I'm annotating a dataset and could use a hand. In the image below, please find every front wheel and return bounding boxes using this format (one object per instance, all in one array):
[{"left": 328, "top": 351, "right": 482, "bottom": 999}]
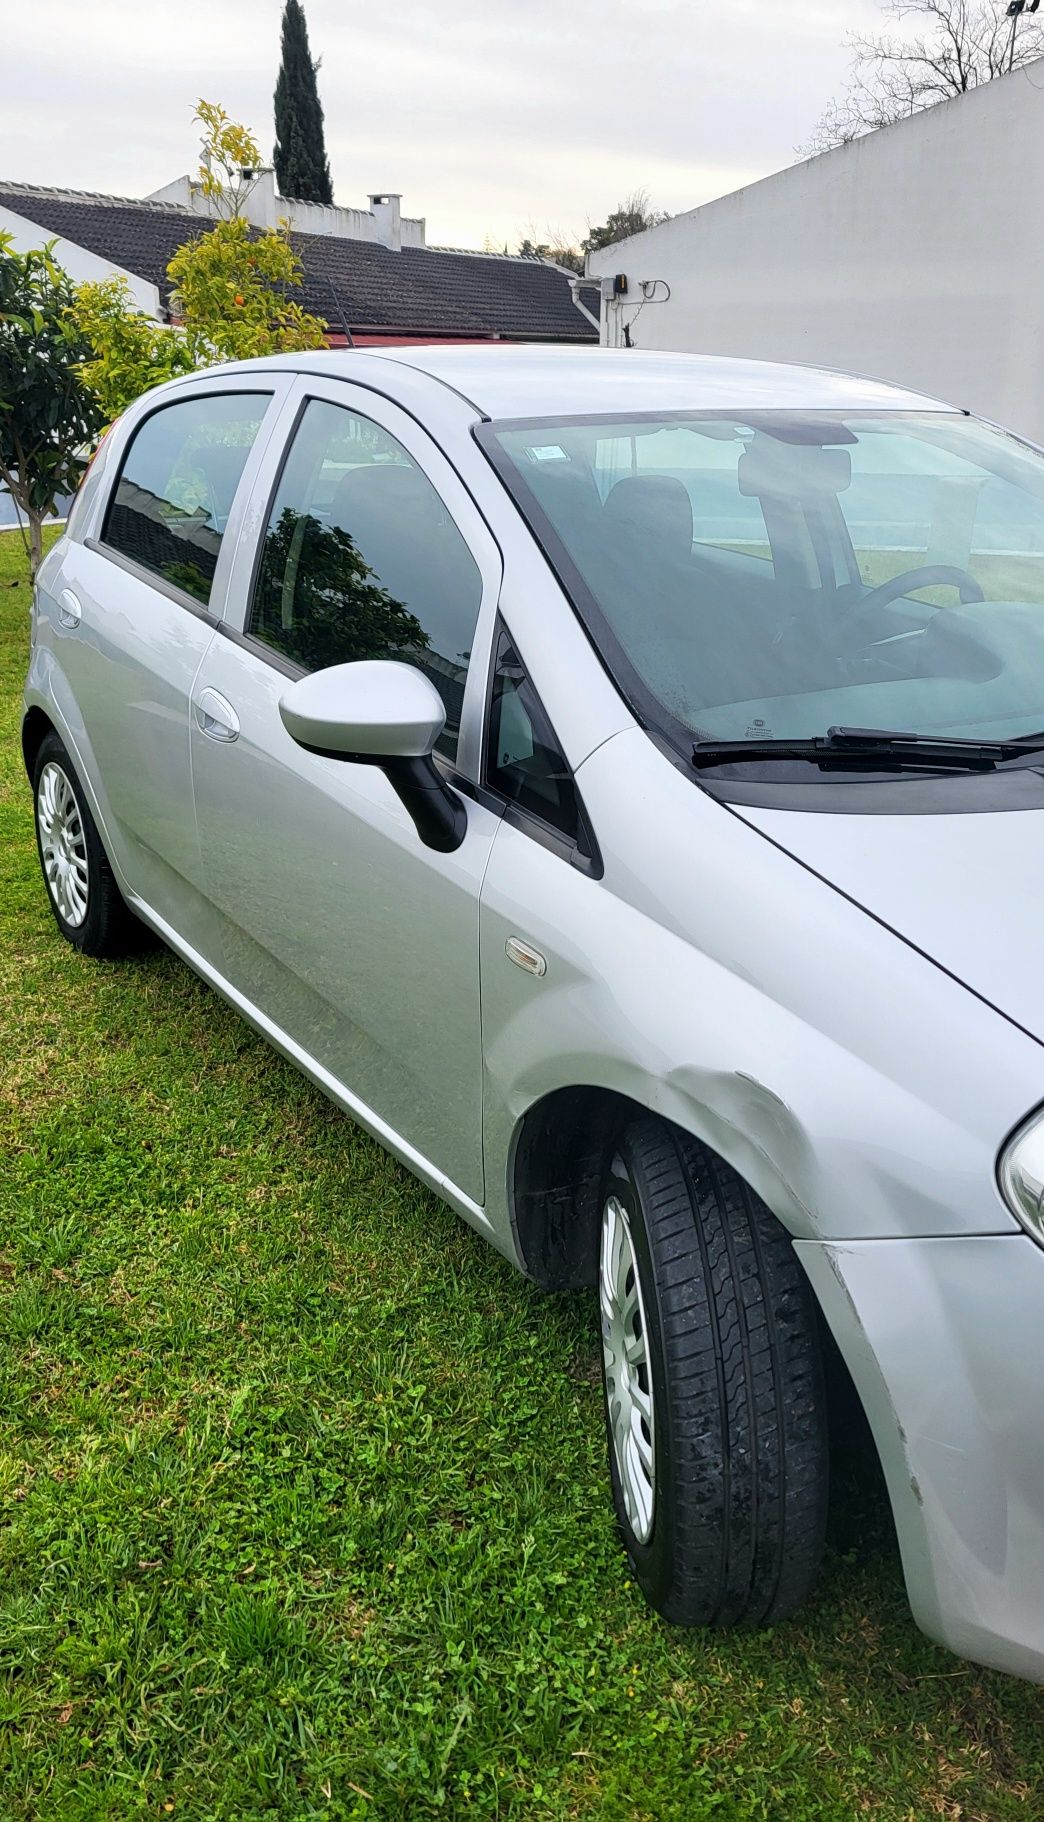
[{"left": 599, "top": 1117, "right": 828, "bottom": 1627}]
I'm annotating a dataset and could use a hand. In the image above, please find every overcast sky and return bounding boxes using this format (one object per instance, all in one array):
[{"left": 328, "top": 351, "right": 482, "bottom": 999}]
[{"left": 2, "top": 0, "right": 882, "bottom": 250}]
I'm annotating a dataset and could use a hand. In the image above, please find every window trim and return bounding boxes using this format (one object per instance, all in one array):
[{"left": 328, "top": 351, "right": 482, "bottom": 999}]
[
  {"left": 97, "top": 387, "right": 274, "bottom": 616},
  {"left": 482, "top": 616, "right": 602, "bottom": 877},
  {"left": 214, "top": 618, "right": 307, "bottom": 680},
  {"left": 243, "top": 392, "right": 309, "bottom": 647}
]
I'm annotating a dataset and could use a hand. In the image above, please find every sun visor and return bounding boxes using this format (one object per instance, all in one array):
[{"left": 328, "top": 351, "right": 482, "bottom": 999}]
[{"left": 738, "top": 438, "right": 852, "bottom": 497}]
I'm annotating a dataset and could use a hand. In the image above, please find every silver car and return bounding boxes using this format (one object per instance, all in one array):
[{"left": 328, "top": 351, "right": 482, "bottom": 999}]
[{"left": 23, "top": 347, "right": 1044, "bottom": 1681}]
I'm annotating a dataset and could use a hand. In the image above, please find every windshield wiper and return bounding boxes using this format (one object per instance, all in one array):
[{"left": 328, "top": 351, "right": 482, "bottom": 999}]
[{"left": 692, "top": 725, "right": 1044, "bottom": 772}]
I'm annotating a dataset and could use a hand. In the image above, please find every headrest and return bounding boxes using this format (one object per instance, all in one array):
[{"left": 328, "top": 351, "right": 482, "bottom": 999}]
[
  {"left": 191, "top": 444, "right": 249, "bottom": 520},
  {"left": 331, "top": 461, "right": 440, "bottom": 539},
  {"left": 738, "top": 437, "right": 851, "bottom": 498},
  {"left": 524, "top": 459, "right": 603, "bottom": 524},
  {"left": 603, "top": 474, "right": 694, "bottom": 562}
]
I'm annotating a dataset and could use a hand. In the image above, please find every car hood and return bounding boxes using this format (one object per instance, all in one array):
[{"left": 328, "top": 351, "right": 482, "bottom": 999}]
[{"left": 734, "top": 800, "right": 1044, "bottom": 1046}]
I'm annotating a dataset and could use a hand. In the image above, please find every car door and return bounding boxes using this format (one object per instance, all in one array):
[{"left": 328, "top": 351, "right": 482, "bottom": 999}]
[
  {"left": 189, "top": 377, "right": 504, "bottom": 1202},
  {"left": 50, "top": 381, "right": 282, "bottom": 954}
]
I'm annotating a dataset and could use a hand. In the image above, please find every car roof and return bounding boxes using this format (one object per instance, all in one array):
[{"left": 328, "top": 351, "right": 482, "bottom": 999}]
[
  {"left": 362, "top": 345, "right": 957, "bottom": 418},
  {"left": 216, "top": 343, "right": 957, "bottom": 421}
]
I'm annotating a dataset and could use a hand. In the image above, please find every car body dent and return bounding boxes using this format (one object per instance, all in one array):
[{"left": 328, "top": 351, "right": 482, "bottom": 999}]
[{"left": 480, "top": 728, "right": 1037, "bottom": 1254}]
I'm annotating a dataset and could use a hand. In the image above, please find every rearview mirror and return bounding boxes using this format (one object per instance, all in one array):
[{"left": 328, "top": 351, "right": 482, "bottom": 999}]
[{"left": 279, "top": 660, "right": 466, "bottom": 853}]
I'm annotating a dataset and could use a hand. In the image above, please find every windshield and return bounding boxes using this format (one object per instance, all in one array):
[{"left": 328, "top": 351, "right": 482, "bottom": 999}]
[{"left": 483, "top": 411, "right": 1044, "bottom": 754}]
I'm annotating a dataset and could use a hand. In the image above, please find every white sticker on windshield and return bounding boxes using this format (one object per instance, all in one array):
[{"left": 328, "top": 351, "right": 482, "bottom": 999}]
[{"left": 527, "top": 445, "right": 568, "bottom": 462}]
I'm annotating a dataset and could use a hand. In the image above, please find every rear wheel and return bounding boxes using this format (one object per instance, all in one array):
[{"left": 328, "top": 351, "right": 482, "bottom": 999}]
[
  {"left": 33, "top": 731, "right": 138, "bottom": 958},
  {"left": 599, "top": 1116, "right": 828, "bottom": 1626}
]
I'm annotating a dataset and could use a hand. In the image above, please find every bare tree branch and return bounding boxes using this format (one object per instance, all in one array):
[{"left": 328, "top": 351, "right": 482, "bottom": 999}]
[{"left": 800, "top": 0, "right": 1044, "bottom": 155}]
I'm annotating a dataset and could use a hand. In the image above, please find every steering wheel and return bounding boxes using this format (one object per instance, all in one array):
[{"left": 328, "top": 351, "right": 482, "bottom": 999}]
[
  {"left": 855, "top": 564, "right": 984, "bottom": 616},
  {"left": 832, "top": 564, "right": 986, "bottom": 682}
]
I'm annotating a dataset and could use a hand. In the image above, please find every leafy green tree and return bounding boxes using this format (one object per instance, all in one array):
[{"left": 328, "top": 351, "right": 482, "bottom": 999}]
[
  {"left": 583, "top": 192, "right": 670, "bottom": 255},
  {"left": 71, "top": 277, "right": 196, "bottom": 420},
  {"left": 170, "top": 101, "right": 327, "bottom": 360},
  {"left": 68, "top": 103, "right": 327, "bottom": 420},
  {"left": 192, "top": 100, "right": 272, "bottom": 223},
  {"left": 273, "top": 0, "right": 334, "bottom": 205},
  {"left": 254, "top": 508, "right": 431, "bottom": 671},
  {"left": 166, "top": 217, "right": 327, "bottom": 364},
  {"left": 0, "top": 235, "right": 107, "bottom": 577}
]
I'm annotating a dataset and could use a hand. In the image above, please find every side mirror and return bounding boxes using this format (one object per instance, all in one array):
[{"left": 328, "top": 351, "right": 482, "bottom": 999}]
[{"left": 279, "top": 659, "right": 467, "bottom": 853}]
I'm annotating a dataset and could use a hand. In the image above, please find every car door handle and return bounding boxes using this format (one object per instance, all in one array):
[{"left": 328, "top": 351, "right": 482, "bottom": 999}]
[
  {"left": 57, "top": 589, "right": 82, "bottom": 629},
  {"left": 193, "top": 687, "right": 240, "bottom": 743}
]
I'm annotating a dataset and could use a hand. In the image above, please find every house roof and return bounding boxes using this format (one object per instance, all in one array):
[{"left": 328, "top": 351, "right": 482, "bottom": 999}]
[{"left": 0, "top": 183, "right": 598, "bottom": 343}]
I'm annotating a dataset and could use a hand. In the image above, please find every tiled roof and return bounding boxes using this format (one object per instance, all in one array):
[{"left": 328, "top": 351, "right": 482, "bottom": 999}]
[{"left": 0, "top": 184, "right": 598, "bottom": 342}]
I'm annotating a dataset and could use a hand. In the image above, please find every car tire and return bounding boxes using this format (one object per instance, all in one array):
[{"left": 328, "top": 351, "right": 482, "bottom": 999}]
[
  {"left": 33, "top": 731, "right": 139, "bottom": 959},
  {"left": 598, "top": 1115, "right": 828, "bottom": 1627}
]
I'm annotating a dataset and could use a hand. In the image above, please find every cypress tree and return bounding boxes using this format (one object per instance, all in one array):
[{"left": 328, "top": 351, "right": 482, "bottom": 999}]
[{"left": 273, "top": 0, "right": 334, "bottom": 205}]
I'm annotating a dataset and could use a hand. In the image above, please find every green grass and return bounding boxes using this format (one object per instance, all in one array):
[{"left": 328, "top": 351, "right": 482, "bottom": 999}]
[
  {"left": 1, "top": 528, "right": 1042, "bottom": 1820},
  {"left": 705, "top": 542, "right": 1044, "bottom": 608}
]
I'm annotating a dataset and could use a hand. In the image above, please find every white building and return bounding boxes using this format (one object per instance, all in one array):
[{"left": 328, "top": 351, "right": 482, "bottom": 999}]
[
  {"left": 587, "top": 63, "right": 1044, "bottom": 445},
  {"left": 146, "top": 169, "right": 426, "bottom": 253},
  {"left": 0, "top": 198, "right": 161, "bottom": 315}
]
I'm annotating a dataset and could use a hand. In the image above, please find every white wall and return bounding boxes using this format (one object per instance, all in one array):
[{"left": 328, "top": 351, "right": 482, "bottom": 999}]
[
  {"left": 145, "top": 173, "right": 426, "bottom": 249},
  {"left": 0, "top": 203, "right": 162, "bottom": 316},
  {"left": 588, "top": 64, "right": 1044, "bottom": 444}
]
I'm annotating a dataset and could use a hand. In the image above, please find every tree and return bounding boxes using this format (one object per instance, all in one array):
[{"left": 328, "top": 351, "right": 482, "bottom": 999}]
[
  {"left": 255, "top": 508, "right": 431, "bottom": 671},
  {"left": 517, "top": 236, "right": 585, "bottom": 274},
  {"left": 68, "top": 102, "right": 327, "bottom": 420},
  {"left": 273, "top": 0, "right": 334, "bottom": 205},
  {"left": 166, "top": 216, "right": 327, "bottom": 364},
  {"left": 583, "top": 191, "right": 670, "bottom": 255},
  {"left": 515, "top": 196, "right": 669, "bottom": 269},
  {"left": 71, "top": 277, "right": 196, "bottom": 420},
  {"left": 802, "top": 0, "right": 1044, "bottom": 154},
  {"left": 0, "top": 236, "right": 107, "bottom": 577},
  {"left": 193, "top": 99, "right": 270, "bottom": 223},
  {"left": 175, "top": 102, "right": 327, "bottom": 360}
]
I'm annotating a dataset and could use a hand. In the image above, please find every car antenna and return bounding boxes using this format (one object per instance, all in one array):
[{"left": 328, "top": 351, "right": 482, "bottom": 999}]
[{"left": 326, "top": 281, "right": 355, "bottom": 349}]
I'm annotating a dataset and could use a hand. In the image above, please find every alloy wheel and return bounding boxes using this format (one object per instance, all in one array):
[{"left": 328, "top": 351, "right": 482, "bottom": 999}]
[
  {"left": 37, "top": 761, "right": 89, "bottom": 928},
  {"left": 600, "top": 1176, "right": 656, "bottom": 1543}
]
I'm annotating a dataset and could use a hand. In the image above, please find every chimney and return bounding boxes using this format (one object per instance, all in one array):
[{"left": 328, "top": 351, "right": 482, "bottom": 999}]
[
  {"left": 244, "top": 168, "right": 277, "bottom": 229},
  {"left": 369, "top": 193, "right": 402, "bottom": 251}
]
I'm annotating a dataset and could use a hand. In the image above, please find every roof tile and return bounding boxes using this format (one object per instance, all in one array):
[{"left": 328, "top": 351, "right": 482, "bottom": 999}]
[{"left": 0, "top": 187, "right": 597, "bottom": 342}]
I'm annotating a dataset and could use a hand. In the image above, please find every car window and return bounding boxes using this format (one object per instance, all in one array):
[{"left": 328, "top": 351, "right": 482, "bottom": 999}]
[
  {"left": 486, "top": 628, "right": 584, "bottom": 847},
  {"left": 248, "top": 398, "right": 483, "bottom": 761},
  {"left": 487, "top": 410, "right": 1044, "bottom": 751},
  {"left": 102, "top": 393, "right": 270, "bottom": 607}
]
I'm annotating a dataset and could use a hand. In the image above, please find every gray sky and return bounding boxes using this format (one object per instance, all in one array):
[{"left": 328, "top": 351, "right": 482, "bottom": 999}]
[{"left": 1, "top": 0, "right": 881, "bottom": 249}]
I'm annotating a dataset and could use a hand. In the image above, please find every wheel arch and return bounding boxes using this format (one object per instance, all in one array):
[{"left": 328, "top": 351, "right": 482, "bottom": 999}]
[
  {"left": 509, "top": 1084, "right": 628, "bottom": 1290},
  {"left": 506, "top": 1058, "right": 820, "bottom": 1291},
  {"left": 508, "top": 1081, "right": 807, "bottom": 1293},
  {"left": 21, "top": 705, "right": 55, "bottom": 782}
]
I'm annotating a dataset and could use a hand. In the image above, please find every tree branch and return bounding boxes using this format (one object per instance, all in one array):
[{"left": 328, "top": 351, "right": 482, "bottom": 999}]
[{"left": 800, "top": 0, "right": 1044, "bottom": 153}]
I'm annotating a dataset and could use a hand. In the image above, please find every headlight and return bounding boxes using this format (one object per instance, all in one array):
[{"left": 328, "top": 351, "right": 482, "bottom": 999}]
[{"left": 998, "top": 1108, "right": 1044, "bottom": 1245}]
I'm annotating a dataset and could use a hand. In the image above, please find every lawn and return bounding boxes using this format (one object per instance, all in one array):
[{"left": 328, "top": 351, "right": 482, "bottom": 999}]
[{"left": 1, "top": 527, "right": 1042, "bottom": 1821}]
